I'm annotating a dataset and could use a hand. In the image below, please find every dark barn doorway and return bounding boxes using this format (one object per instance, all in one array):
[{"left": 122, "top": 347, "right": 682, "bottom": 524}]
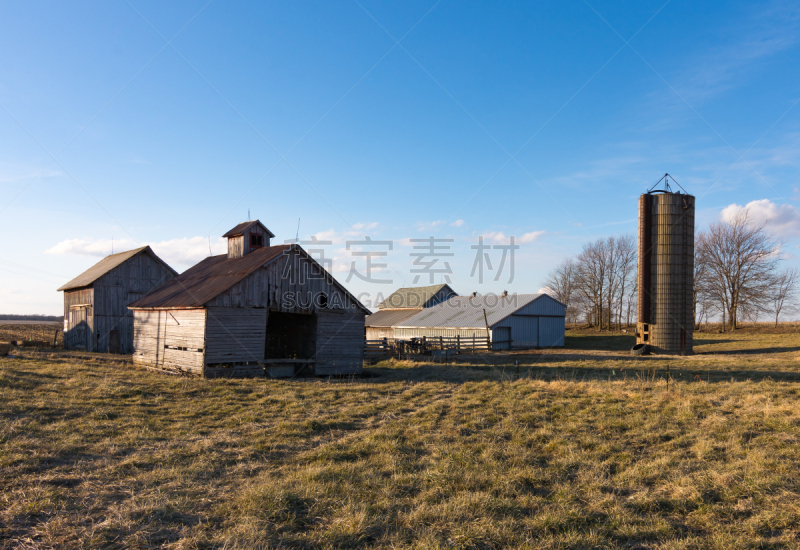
[{"left": 265, "top": 312, "right": 317, "bottom": 359}]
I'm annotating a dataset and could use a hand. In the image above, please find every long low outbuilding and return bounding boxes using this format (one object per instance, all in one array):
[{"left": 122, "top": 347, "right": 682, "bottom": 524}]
[{"left": 392, "top": 293, "right": 566, "bottom": 349}]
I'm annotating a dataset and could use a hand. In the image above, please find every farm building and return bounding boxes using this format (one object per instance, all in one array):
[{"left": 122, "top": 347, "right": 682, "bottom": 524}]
[
  {"left": 58, "top": 246, "right": 178, "bottom": 353},
  {"left": 128, "top": 220, "right": 370, "bottom": 378},
  {"left": 366, "top": 284, "right": 456, "bottom": 340},
  {"left": 394, "top": 293, "right": 566, "bottom": 349}
]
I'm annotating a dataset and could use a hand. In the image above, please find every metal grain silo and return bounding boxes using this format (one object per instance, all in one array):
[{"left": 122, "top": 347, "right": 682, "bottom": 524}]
[{"left": 636, "top": 175, "right": 695, "bottom": 354}]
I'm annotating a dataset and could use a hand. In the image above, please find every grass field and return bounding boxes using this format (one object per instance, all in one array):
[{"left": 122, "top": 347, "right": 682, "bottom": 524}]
[{"left": 2, "top": 328, "right": 800, "bottom": 548}]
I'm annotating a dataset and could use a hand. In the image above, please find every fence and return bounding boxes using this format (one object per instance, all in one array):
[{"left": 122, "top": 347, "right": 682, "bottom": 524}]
[{"left": 365, "top": 335, "right": 510, "bottom": 360}]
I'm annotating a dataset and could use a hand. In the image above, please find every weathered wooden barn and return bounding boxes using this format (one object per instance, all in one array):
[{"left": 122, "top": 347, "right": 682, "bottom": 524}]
[
  {"left": 128, "top": 220, "right": 370, "bottom": 377},
  {"left": 394, "top": 293, "right": 566, "bottom": 349},
  {"left": 365, "top": 284, "right": 456, "bottom": 340},
  {"left": 58, "top": 246, "right": 178, "bottom": 353}
]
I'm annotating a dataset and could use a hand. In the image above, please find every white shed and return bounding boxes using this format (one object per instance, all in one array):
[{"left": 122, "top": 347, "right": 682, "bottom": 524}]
[{"left": 393, "top": 293, "right": 566, "bottom": 349}]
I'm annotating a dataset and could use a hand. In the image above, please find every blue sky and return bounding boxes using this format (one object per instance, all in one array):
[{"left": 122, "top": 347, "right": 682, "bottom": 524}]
[{"left": 1, "top": 0, "right": 799, "bottom": 314}]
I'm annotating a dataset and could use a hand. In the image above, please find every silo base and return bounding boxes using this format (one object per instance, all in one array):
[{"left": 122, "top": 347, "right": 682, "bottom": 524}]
[{"left": 635, "top": 322, "right": 693, "bottom": 355}]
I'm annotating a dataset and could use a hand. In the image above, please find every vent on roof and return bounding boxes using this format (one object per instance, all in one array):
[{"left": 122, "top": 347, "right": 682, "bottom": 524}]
[{"left": 225, "top": 220, "right": 274, "bottom": 259}]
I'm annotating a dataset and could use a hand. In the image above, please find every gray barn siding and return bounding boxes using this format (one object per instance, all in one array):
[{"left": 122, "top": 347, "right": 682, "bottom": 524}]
[
  {"left": 315, "top": 311, "right": 365, "bottom": 375},
  {"left": 228, "top": 225, "right": 272, "bottom": 259},
  {"left": 131, "top": 246, "right": 367, "bottom": 377},
  {"left": 204, "top": 307, "right": 267, "bottom": 365},
  {"left": 64, "top": 252, "right": 175, "bottom": 353},
  {"left": 207, "top": 251, "right": 363, "bottom": 314},
  {"left": 133, "top": 309, "right": 206, "bottom": 375},
  {"left": 63, "top": 288, "right": 94, "bottom": 350}
]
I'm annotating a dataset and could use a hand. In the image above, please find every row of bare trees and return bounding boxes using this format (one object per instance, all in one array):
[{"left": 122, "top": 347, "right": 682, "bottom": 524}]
[
  {"left": 543, "top": 235, "right": 637, "bottom": 329},
  {"left": 545, "top": 210, "right": 799, "bottom": 330},
  {"left": 695, "top": 210, "right": 798, "bottom": 329}
]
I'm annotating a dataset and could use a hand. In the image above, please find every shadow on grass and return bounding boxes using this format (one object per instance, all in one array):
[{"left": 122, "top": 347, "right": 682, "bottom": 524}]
[
  {"left": 365, "top": 364, "right": 800, "bottom": 384},
  {"left": 692, "top": 338, "right": 743, "bottom": 346},
  {"left": 564, "top": 334, "right": 636, "bottom": 351},
  {"left": 695, "top": 347, "right": 800, "bottom": 355}
]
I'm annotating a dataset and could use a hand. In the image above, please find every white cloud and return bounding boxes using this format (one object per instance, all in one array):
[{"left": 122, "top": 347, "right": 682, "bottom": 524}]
[
  {"left": 307, "top": 223, "right": 380, "bottom": 245},
  {"left": 518, "top": 231, "right": 545, "bottom": 244},
  {"left": 451, "top": 219, "right": 465, "bottom": 227},
  {"left": 478, "top": 230, "right": 544, "bottom": 244},
  {"left": 45, "top": 236, "right": 228, "bottom": 266},
  {"left": 352, "top": 221, "right": 379, "bottom": 231},
  {"left": 482, "top": 231, "right": 507, "bottom": 244},
  {"left": 415, "top": 220, "right": 445, "bottom": 232},
  {"left": 396, "top": 238, "right": 415, "bottom": 247},
  {"left": 720, "top": 199, "right": 800, "bottom": 236}
]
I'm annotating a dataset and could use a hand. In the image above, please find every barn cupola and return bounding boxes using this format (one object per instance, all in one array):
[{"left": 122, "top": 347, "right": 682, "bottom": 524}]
[{"left": 222, "top": 220, "right": 275, "bottom": 259}]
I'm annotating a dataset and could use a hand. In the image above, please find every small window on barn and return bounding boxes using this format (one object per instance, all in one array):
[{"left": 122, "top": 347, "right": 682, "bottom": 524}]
[
  {"left": 319, "top": 292, "right": 328, "bottom": 308},
  {"left": 251, "top": 233, "right": 264, "bottom": 248}
]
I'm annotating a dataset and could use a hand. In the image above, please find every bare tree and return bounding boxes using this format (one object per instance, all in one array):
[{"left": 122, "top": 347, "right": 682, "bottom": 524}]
[
  {"left": 771, "top": 268, "right": 799, "bottom": 327},
  {"left": 543, "top": 258, "right": 580, "bottom": 323},
  {"left": 614, "top": 235, "right": 637, "bottom": 330},
  {"left": 575, "top": 239, "right": 608, "bottom": 329},
  {"left": 696, "top": 210, "right": 783, "bottom": 330}
]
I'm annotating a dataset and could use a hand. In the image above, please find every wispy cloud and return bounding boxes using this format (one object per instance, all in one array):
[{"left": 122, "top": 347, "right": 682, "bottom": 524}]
[
  {"left": 518, "top": 230, "right": 546, "bottom": 244},
  {"left": 674, "top": 2, "right": 800, "bottom": 103},
  {"left": 451, "top": 219, "right": 465, "bottom": 227},
  {"left": 415, "top": 220, "right": 445, "bottom": 232},
  {"left": 45, "top": 236, "right": 228, "bottom": 266},
  {"left": 479, "top": 230, "right": 545, "bottom": 245},
  {"left": 0, "top": 162, "right": 62, "bottom": 184}
]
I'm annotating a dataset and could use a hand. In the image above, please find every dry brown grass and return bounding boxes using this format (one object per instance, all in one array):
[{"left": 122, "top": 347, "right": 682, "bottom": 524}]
[
  {"left": 2, "top": 328, "right": 800, "bottom": 548},
  {"left": 0, "top": 323, "right": 63, "bottom": 348}
]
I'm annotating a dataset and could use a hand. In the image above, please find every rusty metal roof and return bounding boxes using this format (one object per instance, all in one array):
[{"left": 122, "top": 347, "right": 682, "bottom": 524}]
[
  {"left": 57, "top": 246, "right": 177, "bottom": 292},
  {"left": 222, "top": 220, "right": 275, "bottom": 238},
  {"left": 128, "top": 245, "right": 371, "bottom": 314},
  {"left": 365, "top": 308, "right": 422, "bottom": 327},
  {"left": 128, "top": 245, "right": 290, "bottom": 309}
]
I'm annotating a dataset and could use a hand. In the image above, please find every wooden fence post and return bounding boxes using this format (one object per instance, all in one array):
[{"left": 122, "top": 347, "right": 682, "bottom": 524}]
[{"left": 456, "top": 335, "right": 460, "bottom": 353}]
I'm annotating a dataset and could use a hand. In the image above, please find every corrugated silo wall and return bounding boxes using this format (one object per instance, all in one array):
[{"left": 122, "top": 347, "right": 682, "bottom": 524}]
[
  {"left": 638, "top": 193, "right": 695, "bottom": 354},
  {"left": 637, "top": 194, "right": 652, "bottom": 324}
]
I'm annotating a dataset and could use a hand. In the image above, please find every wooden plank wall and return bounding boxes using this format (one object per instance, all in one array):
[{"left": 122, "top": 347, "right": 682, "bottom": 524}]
[
  {"left": 204, "top": 307, "right": 267, "bottom": 365},
  {"left": 207, "top": 250, "right": 363, "bottom": 313},
  {"left": 63, "top": 288, "right": 93, "bottom": 350},
  {"left": 132, "top": 309, "right": 206, "bottom": 375},
  {"left": 93, "top": 252, "right": 176, "bottom": 353},
  {"left": 315, "top": 310, "right": 365, "bottom": 375},
  {"left": 228, "top": 236, "right": 244, "bottom": 259}
]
